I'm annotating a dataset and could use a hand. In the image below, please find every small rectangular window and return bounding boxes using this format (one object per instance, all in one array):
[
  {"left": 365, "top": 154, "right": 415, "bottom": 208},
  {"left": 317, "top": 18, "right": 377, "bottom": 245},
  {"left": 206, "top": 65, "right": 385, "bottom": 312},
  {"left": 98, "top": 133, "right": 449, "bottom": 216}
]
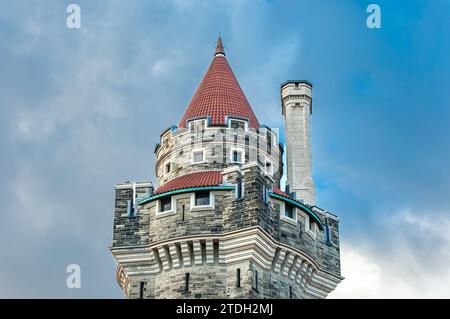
[
  {"left": 230, "top": 120, "right": 245, "bottom": 130},
  {"left": 289, "top": 286, "right": 293, "bottom": 299},
  {"left": 236, "top": 268, "right": 241, "bottom": 288},
  {"left": 193, "top": 150, "right": 204, "bottom": 163},
  {"left": 184, "top": 273, "right": 190, "bottom": 292},
  {"left": 195, "top": 191, "right": 210, "bottom": 206},
  {"left": 139, "top": 281, "right": 145, "bottom": 299},
  {"left": 285, "top": 204, "right": 295, "bottom": 220},
  {"left": 160, "top": 197, "right": 172, "bottom": 212},
  {"left": 232, "top": 150, "right": 242, "bottom": 163},
  {"left": 164, "top": 162, "right": 171, "bottom": 174},
  {"left": 233, "top": 151, "right": 240, "bottom": 162}
]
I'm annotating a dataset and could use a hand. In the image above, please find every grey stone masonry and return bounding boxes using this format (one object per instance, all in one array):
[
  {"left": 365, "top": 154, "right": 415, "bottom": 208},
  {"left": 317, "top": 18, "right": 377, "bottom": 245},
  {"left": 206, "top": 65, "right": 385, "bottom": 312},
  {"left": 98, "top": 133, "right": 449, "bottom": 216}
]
[
  {"left": 154, "top": 119, "right": 282, "bottom": 189},
  {"left": 281, "top": 81, "right": 316, "bottom": 205},
  {"left": 112, "top": 182, "right": 153, "bottom": 247},
  {"left": 111, "top": 164, "right": 342, "bottom": 299}
]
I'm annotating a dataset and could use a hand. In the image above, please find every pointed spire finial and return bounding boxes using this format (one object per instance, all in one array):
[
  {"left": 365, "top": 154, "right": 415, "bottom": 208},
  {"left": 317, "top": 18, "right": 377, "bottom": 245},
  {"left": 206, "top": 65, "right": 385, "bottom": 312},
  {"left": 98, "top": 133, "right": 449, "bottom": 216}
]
[{"left": 214, "top": 34, "right": 226, "bottom": 57}]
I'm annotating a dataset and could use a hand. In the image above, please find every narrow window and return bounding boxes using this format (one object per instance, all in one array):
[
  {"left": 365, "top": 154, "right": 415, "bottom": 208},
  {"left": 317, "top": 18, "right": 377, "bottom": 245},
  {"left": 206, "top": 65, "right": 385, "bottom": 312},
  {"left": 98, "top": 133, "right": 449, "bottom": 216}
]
[
  {"left": 263, "top": 187, "right": 270, "bottom": 204},
  {"left": 126, "top": 199, "right": 134, "bottom": 218},
  {"left": 309, "top": 219, "right": 315, "bottom": 231},
  {"left": 325, "top": 220, "right": 331, "bottom": 243},
  {"left": 285, "top": 204, "right": 295, "bottom": 219},
  {"left": 164, "top": 162, "right": 171, "bottom": 174},
  {"left": 195, "top": 191, "right": 210, "bottom": 206},
  {"left": 182, "top": 204, "right": 185, "bottom": 221},
  {"left": 160, "top": 197, "right": 172, "bottom": 212},
  {"left": 236, "top": 177, "right": 243, "bottom": 199},
  {"left": 230, "top": 120, "right": 245, "bottom": 130},
  {"left": 266, "top": 131, "right": 272, "bottom": 155},
  {"left": 236, "top": 268, "right": 241, "bottom": 288},
  {"left": 139, "top": 281, "right": 145, "bottom": 299},
  {"left": 184, "top": 273, "right": 190, "bottom": 292},
  {"left": 265, "top": 161, "right": 272, "bottom": 174},
  {"left": 253, "top": 270, "right": 259, "bottom": 291},
  {"left": 289, "top": 286, "right": 293, "bottom": 299},
  {"left": 192, "top": 150, "right": 204, "bottom": 163}
]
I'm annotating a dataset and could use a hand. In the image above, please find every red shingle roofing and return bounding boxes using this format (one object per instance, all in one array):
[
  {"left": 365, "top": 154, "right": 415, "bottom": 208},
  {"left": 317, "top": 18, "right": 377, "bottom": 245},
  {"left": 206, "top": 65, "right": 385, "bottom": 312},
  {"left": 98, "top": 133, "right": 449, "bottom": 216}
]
[
  {"left": 153, "top": 171, "right": 223, "bottom": 195},
  {"left": 178, "top": 38, "right": 260, "bottom": 129},
  {"left": 272, "top": 186, "right": 291, "bottom": 199}
]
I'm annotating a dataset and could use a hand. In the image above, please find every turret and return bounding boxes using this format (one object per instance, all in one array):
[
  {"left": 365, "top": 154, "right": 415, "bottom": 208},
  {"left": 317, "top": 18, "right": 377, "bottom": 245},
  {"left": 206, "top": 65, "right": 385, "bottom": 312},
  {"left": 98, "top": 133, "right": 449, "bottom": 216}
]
[{"left": 281, "top": 80, "right": 316, "bottom": 205}]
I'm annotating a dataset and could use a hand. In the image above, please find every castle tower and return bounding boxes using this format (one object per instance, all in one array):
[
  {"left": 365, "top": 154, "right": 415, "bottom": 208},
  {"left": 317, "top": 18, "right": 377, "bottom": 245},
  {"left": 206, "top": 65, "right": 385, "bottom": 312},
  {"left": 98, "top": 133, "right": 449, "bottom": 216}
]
[
  {"left": 281, "top": 81, "right": 316, "bottom": 205},
  {"left": 110, "top": 37, "right": 342, "bottom": 299}
]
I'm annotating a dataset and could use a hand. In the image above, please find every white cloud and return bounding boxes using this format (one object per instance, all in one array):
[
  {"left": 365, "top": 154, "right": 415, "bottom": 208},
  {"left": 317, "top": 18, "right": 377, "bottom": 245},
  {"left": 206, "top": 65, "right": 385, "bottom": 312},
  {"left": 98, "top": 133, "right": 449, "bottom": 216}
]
[{"left": 329, "top": 209, "right": 450, "bottom": 298}]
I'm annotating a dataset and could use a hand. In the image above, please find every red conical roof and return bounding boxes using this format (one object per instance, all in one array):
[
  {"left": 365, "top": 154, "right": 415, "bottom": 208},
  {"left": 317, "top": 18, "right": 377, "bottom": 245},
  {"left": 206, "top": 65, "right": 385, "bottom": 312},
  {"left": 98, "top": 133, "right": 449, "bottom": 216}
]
[{"left": 179, "top": 37, "right": 260, "bottom": 128}]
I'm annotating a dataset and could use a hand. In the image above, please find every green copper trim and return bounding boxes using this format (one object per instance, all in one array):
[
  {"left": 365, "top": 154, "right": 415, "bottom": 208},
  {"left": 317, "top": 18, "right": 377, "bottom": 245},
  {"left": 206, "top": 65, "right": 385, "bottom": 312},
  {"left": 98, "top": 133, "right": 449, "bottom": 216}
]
[
  {"left": 269, "top": 193, "right": 323, "bottom": 229},
  {"left": 138, "top": 185, "right": 235, "bottom": 205}
]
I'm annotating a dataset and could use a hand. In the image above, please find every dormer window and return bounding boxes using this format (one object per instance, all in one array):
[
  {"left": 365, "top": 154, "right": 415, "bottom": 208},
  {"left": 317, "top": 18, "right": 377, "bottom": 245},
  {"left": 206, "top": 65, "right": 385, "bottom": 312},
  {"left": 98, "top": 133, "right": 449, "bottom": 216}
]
[{"left": 230, "top": 119, "right": 246, "bottom": 130}]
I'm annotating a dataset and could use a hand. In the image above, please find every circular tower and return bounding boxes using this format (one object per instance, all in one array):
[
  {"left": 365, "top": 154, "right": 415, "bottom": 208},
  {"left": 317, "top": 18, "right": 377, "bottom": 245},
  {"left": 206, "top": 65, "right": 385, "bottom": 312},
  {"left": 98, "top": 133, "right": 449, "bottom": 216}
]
[{"left": 111, "top": 37, "right": 343, "bottom": 299}]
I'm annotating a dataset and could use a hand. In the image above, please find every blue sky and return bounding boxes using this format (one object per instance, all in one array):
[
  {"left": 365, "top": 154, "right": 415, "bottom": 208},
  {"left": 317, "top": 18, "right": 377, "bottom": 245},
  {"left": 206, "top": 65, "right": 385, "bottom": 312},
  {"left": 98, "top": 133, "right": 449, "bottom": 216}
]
[{"left": 0, "top": 0, "right": 449, "bottom": 298}]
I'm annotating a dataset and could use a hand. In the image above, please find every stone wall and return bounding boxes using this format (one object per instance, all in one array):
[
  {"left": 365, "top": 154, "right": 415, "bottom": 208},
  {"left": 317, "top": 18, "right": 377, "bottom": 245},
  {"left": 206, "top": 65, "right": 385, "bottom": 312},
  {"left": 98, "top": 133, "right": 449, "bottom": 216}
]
[
  {"left": 112, "top": 165, "right": 341, "bottom": 299},
  {"left": 112, "top": 182, "right": 153, "bottom": 247},
  {"left": 154, "top": 119, "right": 282, "bottom": 188}
]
